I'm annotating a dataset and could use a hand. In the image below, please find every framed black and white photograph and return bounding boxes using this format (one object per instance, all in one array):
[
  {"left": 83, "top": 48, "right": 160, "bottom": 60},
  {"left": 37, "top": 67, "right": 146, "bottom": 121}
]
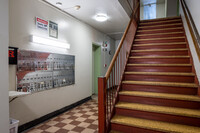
[{"left": 49, "top": 21, "right": 58, "bottom": 38}]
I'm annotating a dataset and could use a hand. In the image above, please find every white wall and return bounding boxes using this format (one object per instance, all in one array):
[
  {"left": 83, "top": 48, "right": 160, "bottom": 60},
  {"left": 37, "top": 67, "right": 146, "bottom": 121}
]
[
  {"left": 165, "top": 0, "right": 168, "bottom": 17},
  {"left": 101, "top": 37, "right": 115, "bottom": 75},
  {"left": 9, "top": 0, "right": 115, "bottom": 125},
  {"left": 184, "top": 0, "right": 200, "bottom": 34},
  {"left": 0, "top": 0, "right": 9, "bottom": 132},
  {"left": 166, "top": 0, "right": 178, "bottom": 17},
  {"left": 156, "top": 3, "right": 166, "bottom": 18},
  {"left": 115, "top": 40, "right": 121, "bottom": 51},
  {"left": 179, "top": 0, "right": 200, "bottom": 83}
]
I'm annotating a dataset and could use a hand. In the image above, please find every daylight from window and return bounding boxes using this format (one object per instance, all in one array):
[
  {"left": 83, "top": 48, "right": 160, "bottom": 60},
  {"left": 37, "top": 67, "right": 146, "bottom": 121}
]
[{"left": 143, "top": 0, "right": 157, "bottom": 20}]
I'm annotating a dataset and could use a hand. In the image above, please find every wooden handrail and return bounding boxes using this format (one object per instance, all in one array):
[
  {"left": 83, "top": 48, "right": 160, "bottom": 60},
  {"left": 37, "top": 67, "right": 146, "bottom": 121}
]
[
  {"left": 98, "top": 1, "right": 140, "bottom": 132},
  {"left": 180, "top": 0, "right": 200, "bottom": 61},
  {"left": 105, "top": 2, "right": 140, "bottom": 80},
  {"left": 131, "top": 2, "right": 140, "bottom": 19},
  {"left": 105, "top": 19, "right": 131, "bottom": 80}
]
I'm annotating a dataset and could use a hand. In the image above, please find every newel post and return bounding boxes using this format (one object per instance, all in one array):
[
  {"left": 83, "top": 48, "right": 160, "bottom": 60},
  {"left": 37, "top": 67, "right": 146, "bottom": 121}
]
[{"left": 98, "top": 77, "right": 107, "bottom": 133}]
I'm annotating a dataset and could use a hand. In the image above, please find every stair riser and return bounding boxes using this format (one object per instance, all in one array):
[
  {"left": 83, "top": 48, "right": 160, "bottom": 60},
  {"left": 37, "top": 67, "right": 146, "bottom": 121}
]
[
  {"left": 135, "top": 33, "right": 184, "bottom": 39},
  {"left": 119, "top": 95, "right": 200, "bottom": 109},
  {"left": 130, "top": 51, "right": 188, "bottom": 56},
  {"left": 134, "top": 38, "right": 185, "bottom": 44},
  {"left": 128, "top": 58, "right": 190, "bottom": 64},
  {"left": 115, "top": 108, "right": 200, "bottom": 127},
  {"left": 139, "top": 25, "right": 182, "bottom": 30},
  {"left": 124, "top": 74, "right": 194, "bottom": 83},
  {"left": 111, "top": 123, "right": 164, "bottom": 133},
  {"left": 137, "top": 29, "right": 183, "bottom": 34},
  {"left": 132, "top": 44, "right": 187, "bottom": 50},
  {"left": 139, "top": 20, "right": 182, "bottom": 26},
  {"left": 126, "top": 66, "right": 192, "bottom": 73},
  {"left": 122, "top": 84, "right": 197, "bottom": 95}
]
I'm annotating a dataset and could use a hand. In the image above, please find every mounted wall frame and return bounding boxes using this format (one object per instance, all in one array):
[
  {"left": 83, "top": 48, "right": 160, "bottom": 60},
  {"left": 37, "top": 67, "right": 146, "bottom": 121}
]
[
  {"left": 49, "top": 21, "right": 58, "bottom": 38},
  {"left": 17, "top": 50, "right": 75, "bottom": 93}
]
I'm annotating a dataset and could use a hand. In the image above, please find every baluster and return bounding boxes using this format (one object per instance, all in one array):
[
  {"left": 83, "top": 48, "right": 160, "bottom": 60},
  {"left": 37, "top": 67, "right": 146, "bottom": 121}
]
[
  {"left": 122, "top": 45, "right": 124, "bottom": 70},
  {"left": 116, "top": 61, "right": 118, "bottom": 92},
  {"left": 114, "top": 64, "right": 115, "bottom": 102},
  {"left": 109, "top": 71, "right": 111, "bottom": 116},
  {"left": 116, "top": 58, "right": 118, "bottom": 88},
  {"left": 118, "top": 57, "right": 120, "bottom": 86},
  {"left": 109, "top": 75, "right": 111, "bottom": 117},
  {"left": 120, "top": 49, "right": 122, "bottom": 79},
  {"left": 114, "top": 65, "right": 115, "bottom": 103},
  {"left": 106, "top": 78, "right": 109, "bottom": 124},
  {"left": 110, "top": 69, "right": 113, "bottom": 114},
  {"left": 118, "top": 55, "right": 119, "bottom": 85}
]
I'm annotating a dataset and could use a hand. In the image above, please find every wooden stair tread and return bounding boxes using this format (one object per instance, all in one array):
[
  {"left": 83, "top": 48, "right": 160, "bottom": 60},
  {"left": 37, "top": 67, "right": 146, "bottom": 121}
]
[
  {"left": 122, "top": 81, "right": 198, "bottom": 88},
  {"left": 139, "top": 23, "right": 182, "bottom": 28},
  {"left": 127, "top": 63, "right": 192, "bottom": 66},
  {"left": 140, "top": 16, "right": 181, "bottom": 23},
  {"left": 140, "top": 19, "right": 181, "bottom": 25},
  {"left": 124, "top": 72, "right": 195, "bottom": 76},
  {"left": 119, "top": 91, "right": 200, "bottom": 102},
  {"left": 116, "top": 102, "right": 200, "bottom": 118},
  {"left": 133, "top": 42, "right": 186, "bottom": 46},
  {"left": 110, "top": 130, "right": 122, "bottom": 133},
  {"left": 141, "top": 16, "right": 181, "bottom": 21},
  {"left": 136, "top": 32, "right": 184, "bottom": 36},
  {"left": 111, "top": 115, "right": 200, "bottom": 133},
  {"left": 137, "top": 27, "right": 183, "bottom": 32},
  {"left": 132, "top": 48, "right": 188, "bottom": 52},
  {"left": 135, "top": 37, "right": 185, "bottom": 41},
  {"left": 129, "top": 56, "right": 190, "bottom": 59},
  {"left": 140, "top": 19, "right": 182, "bottom": 25}
]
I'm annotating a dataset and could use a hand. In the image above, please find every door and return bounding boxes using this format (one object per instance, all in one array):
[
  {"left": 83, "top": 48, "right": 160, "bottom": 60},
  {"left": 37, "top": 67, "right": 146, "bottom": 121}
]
[{"left": 92, "top": 44, "right": 101, "bottom": 95}]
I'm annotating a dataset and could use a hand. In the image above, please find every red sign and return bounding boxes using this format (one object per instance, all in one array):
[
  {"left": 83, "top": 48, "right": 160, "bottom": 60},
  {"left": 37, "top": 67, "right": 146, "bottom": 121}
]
[
  {"left": 9, "top": 50, "right": 15, "bottom": 58},
  {"left": 36, "top": 17, "right": 48, "bottom": 31},
  {"left": 9, "top": 47, "right": 18, "bottom": 65},
  {"left": 37, "top": 18, "right": 48, "bottom": 25}
]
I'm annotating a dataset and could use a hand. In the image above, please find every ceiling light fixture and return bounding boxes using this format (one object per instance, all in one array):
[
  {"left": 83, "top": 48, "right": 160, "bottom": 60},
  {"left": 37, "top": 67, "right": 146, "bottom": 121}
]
[
  {"left": 63, "top": 5, "right": 81, "bottom": 11},
  {"left": 56, "top": 2, "right": 62, "bottom": 7},
  {"left": 74, "top": 5, "right": 81, "bottom": 10},
  {"left": 30, "top": 35, "right": 70, "bottom": 49},
  {"left": 94, "top": 14, "right": 108, "bottom": 22}
]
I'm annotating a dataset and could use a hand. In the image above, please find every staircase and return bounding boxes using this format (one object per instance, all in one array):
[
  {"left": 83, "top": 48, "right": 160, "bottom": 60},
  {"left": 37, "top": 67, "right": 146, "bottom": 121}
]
[{"left": 110, "top": 17, "right": 200, "bottom": 132}]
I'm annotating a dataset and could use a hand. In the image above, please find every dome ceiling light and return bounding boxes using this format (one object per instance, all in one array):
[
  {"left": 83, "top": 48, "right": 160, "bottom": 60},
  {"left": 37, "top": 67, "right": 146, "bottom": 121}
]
[{"left": 94, "top": 13, "right": 108, "bottom": 22}]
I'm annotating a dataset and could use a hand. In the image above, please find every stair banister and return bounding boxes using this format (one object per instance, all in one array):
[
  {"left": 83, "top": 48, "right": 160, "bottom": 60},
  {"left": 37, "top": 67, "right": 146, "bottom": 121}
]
[
  {"left": 105, "top": 18, "right": 132, "bottom": 80},
  {"left": 98, "top": 1, "right": 140, "bottom": 133},
  {"left": 180, "top": 0, "right": 200, "bottom": 95},
  {"left": 180, "top": 0, "right": 200, "bottom": 61}
]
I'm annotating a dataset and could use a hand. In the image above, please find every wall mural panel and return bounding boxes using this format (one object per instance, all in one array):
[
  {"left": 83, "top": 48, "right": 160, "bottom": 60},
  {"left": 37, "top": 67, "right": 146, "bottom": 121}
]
[{"left": 17, "top": 50, "right": 75, "bottom": 93}]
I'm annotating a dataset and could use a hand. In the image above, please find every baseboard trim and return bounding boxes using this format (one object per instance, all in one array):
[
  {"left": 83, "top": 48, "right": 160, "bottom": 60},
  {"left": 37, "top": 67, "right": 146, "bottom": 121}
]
[{"left": 18, "top": 96, "right": 92, "bottom": 133}]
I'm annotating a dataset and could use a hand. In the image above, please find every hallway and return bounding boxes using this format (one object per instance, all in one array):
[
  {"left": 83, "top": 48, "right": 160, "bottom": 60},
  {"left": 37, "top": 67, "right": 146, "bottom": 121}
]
[
  {"left": 0, "top": 0, "right": 199, "bottom": 133},
  {"left": 26, "top": 99, "right": 98, "bottom": 133}
]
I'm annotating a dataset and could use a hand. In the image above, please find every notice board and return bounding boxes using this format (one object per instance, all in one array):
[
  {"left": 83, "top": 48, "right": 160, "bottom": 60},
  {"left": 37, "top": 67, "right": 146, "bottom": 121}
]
[{"left": 17, "top": 50, "right": 75, "bottom": 93}]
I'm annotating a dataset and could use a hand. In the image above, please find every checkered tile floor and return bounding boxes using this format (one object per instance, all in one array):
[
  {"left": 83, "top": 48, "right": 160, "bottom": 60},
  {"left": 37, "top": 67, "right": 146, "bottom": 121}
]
[{"left": 26, "top": 99, "right": 98, "bottom": 133}]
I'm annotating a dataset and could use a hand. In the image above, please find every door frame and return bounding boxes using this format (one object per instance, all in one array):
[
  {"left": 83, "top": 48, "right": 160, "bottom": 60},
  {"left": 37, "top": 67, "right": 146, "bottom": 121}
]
[{"left": 92, "top": 43, "right": 101, "bottom": 95}]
